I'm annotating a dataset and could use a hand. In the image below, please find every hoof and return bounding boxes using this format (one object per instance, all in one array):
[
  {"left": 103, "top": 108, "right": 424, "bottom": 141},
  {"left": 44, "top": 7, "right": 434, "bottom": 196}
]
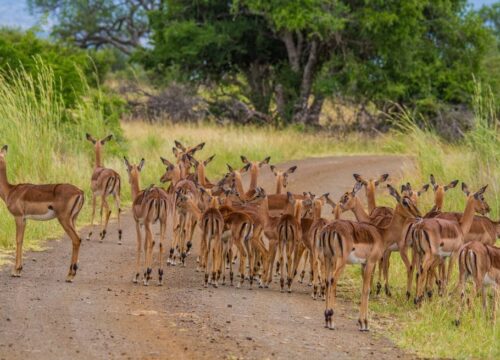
[
  {"left": 406, "top": 291, "right": 411, "bottom": 300},
  {"left": 10, "top": 273, "right": 21, "bottom": 278},
  {"left": 454, "top": 319, "right": 460, "bottom": 327},
  {"left": 376, "top": 282, "right": 382, "bottom": 295},
  {"left": 65, "top": 277, "right": 74, "bottom": 283}
]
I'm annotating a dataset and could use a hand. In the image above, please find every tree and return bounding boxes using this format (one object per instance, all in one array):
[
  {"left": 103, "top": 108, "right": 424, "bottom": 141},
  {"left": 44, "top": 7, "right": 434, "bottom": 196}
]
[
  {"left": 140, "top": 1, "right": 492, "bottom": 125},
  {"left": 28, "top": 0, "right": 158, "bottom": 54}
]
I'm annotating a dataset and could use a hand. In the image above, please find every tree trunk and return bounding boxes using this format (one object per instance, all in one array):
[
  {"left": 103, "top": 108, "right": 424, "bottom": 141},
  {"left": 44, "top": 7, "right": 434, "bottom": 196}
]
[
  {"left": 292, "top": 39, "right": 319, "bottom": 123},
  {"left": 245, "top": 62, "right": 273, "bottom": 115}
]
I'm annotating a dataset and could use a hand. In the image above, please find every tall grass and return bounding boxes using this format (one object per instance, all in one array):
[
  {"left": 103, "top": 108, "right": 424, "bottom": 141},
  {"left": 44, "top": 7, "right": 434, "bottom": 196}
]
[{"left": 0, "top": 62, "right": 116, "bottom": 250}]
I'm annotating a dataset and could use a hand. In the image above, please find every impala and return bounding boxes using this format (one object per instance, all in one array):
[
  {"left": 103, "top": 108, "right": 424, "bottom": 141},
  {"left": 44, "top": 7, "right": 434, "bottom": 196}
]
[
  {"left": 176, "top": 190, "right": 225, "bottom": 287},
  {"left": 456, "top": 241, "right": 499, "bottom": 325},
  {"left": 413, "top": 183, "right": 490, "bottom": 304},
  {"left": 322, "top": 185, "right": 421, "bottom": 331},
  {"left": 125, "top": 157, "right": 170, "bottom": 285},
  {"left": 0, "top": 145, "right": 84, "bottom": 282},
  {"left": 86, "top": 133, "right": 122, "bottom": 243}
]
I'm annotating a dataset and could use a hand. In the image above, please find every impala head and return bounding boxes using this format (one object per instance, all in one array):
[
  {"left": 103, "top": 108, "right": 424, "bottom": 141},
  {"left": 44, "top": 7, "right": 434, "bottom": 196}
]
[
  {"left": 429, "top": 174, "right": 458, "bottom": 210},
  {"left": 244, "top": 186, "right": 267, "bottom": 205},
  {"left": 241, "top": 155, "right": 270, "bottom": 186},
  {"left": 401, "top": 182, "right": 430, "bottom": 205},
  {"left": 124, "top": 157, "right": 145, "bottom": 193},
  {"left": 86, "top": 133, "right": 113, "bottom": 149},
  {"left": 339, "top": 181, "right": 364, "bottom": 211},
  {"left": 353, "top": 173, "right": 389, "bottom": 194},
  {"left": 199, "top": 187, "right": 220, "bottom": 209},
  {"left": 270, "top": 165, "right": 297, "bottom": 191},
  {"left": 160, "top": 157, "right": 179, "bottom": 183},
  {"left": 387, "top": 184, "right": 422, "bottom": 219},
  {"left": 172, "top": 141, "right": 205, "bottom": 174},
  {"left": 462, "top": 183, "right": 490, "bottom": 215}
]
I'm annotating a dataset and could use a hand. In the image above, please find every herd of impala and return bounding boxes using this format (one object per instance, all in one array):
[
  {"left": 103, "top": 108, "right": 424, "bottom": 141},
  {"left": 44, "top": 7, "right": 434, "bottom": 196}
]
[{"left": 0, "top": 135, "right": 498, "bottom": 331}]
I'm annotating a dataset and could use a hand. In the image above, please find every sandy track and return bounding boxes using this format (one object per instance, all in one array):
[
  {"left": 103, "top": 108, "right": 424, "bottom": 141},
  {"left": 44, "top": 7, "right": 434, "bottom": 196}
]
[{"left": 0, "top": 155, "right": 416, "bottom": 360}]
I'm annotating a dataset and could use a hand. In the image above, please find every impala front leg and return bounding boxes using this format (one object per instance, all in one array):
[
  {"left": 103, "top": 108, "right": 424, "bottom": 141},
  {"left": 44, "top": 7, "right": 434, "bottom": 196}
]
[{"left": 12, "top": 217, "right": 26, "bottom": 277}]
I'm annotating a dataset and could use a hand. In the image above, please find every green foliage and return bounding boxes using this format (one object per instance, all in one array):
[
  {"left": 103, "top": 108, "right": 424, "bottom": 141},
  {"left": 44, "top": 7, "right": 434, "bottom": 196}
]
[
  {"left": 139, "top": 0, "right": 494, "bottom": 125},
  {"left": 0, "top": 28, "right": 90, "bottom": 107}
]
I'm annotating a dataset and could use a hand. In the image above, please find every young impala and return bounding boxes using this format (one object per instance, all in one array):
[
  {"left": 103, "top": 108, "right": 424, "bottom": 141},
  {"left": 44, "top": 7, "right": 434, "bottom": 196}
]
[
  {"left": 0, "top": 145, "right": 84, "bottom": 282},
  {"left": 86, "top": 133, "right": 122, "bottom": 244}
]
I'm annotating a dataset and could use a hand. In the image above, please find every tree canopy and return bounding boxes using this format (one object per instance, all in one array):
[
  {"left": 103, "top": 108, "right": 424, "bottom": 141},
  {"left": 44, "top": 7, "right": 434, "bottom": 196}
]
[{"left": 137, "top": 0, "right": 493, "bottom": 124}]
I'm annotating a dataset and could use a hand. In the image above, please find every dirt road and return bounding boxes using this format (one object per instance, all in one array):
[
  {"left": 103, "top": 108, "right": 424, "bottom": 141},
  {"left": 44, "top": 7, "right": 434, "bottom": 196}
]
[{"left": 0, "top": 155, "right": 415, "bottom": 360}]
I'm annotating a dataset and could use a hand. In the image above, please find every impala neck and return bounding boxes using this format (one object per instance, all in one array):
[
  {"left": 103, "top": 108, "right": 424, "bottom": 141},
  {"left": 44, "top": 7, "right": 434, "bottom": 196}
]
[
  {"left": 382, "top": 205, "right": 408, "bottom": 243},
  {"left": 350, "top": 197, "right": 371, "bottom": 223},
  {"left": 435, "top": 188, "right": 444, "bottom": 210},
  {"left": 0, "top": 160, "right": 12, "bottom": 201},
  {"left": 312, "top": 202, "right": 322, "bottom": 221},
  {"left": 333, "top": 204, "right": 342, "bottom": 220},
  {"left": 94, "top": 144, "right": 102, "bottom": 168},
  {"left": 460, "top": 196, "right": 476, "bottom": 236},
  {"left": 233, "top": 172, "right": 246, "bottom": 196},
  {"left": 171, "top": 167, "right": 182, "bottom": 186},
  {"left": 366, "top": 182, "right": 376, "bottom": 213},
  {"left": 276, "top": 175, "right": 283, "bottom": 194},
  {"left": 130, "top": 173, "right": 141, "bottom": 200},
  {"left": 249, "top": 165, "right": 258, "bottom": 190},
  {"left": 197, "top": 165, "right": 206, "bottom": 187}
]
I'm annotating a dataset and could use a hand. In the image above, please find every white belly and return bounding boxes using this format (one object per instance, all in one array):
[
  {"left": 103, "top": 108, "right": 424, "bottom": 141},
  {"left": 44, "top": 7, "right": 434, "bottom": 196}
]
[
  {"left": 347, "top": 250, "right": 366, "bottom": 265},
  {"left": 437, "top": 248, "right": 452, "bottom": 257},
  {"left": 25, "top": 209, "right": 56, "bottom": 221},
  {"left": 388, "top": 243, "right": 399, "bottom": 252},
  {"left": 484, "top": 273, "right": 497, "bottom": 286}
]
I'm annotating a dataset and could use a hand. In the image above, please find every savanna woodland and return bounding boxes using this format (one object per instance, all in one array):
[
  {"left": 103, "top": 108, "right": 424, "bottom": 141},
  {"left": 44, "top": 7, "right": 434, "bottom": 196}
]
[{"left": 0, "top": 1, "right": 499, "bottom": 359}]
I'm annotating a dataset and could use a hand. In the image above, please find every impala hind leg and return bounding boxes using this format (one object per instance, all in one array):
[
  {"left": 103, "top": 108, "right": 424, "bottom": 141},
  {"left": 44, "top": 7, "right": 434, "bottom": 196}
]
[
  {"left": 143, "top": 223, "right": 154, "bottom": 286},
  {"left": 99, "top": 196, "right": 111, "bottom": 242},
  {"left": 86, "top": 194, "right": 96, "bottom": 241},
  {"left": 157, "top": 220, "right": 167, "bottom": 286},
  {"left": 12, "top": 217, "right": 26, "bottom": 277},
  {"left": 114, "top": 193, "right": 122, "bottom": 244},
  {"left": 58, "top": 217, "right": 82, "bottom": 282}
]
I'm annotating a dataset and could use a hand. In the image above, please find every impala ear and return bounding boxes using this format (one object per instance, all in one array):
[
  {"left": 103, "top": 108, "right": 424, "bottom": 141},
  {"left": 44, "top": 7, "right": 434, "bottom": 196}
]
[
  {"left": 226, "top": 163, "right": 234, "bottom": 172},
  {"left": 0, "top": 144, "right": 8, "bottom": 155},
  {"left": 474, "top": 185, "right": 488, "bottom": 198},
  {"left": 124, "top": 156, "right": 131, "bottom": 170},
  {"left": 160, "top": 157, "right": 172, "bottom": 167},
  {"left": 353, "top": 173, "right": 364, "bottom": 184},
  {"left": 387, "top": 184, "right": 401, "bottom": 202},
  {"left": 324, "top": 194, "right": 336, "bottom": 208},
  {"left": 259, "top": 156, "right": 271, "bottom": 167},
  {"left": 418, "top": 184, "right": 430, "bottom": 196},
  {"left": 270, "top": 165, "right": 278, "bottom": 176},
  {"left": 174, "top": 140, "right": 186, "bottom": 151},
  {"left": 86, "top": 133, "right": 97, "bottom": 144},
  {"left": 101, "top": 134, "right": 113, "bottom": 145},
  {"left": 401, "top": 184, "right": 407, "bottom": 193},
  {"left": 138, "top": 158, "right": 145, "bottom": 172},
  {"left": 240, "top": 155, "right": 249, "bottom": 164},
  {"left": 353, "top": 181, "right": 363, "bottom": 195},
  {"left": 462, "top": 182, "right": 470, "bottom": 196},
  {"left": 445, "top": 180, "right": 459, "bottom": 191},
  {"left": 189, "top": 142, "right": 205, "bottom": 155},
  {"left": 241, "top": 163, "right": 251, "bottom": 172},
  {"left": 285, "top": 165, "right": 297, "bottom": 175},
  {"left": 375, "top": 173, "right": 389, "bottom": 186},
  {"left": 204, "top": 154, "right": 215, "bottom": 166},
  {"left": 172, "top": 147, "right": 180, "bottom": 157},
  {"left": 287, "top": 191, "right": 294, "bottom": 204}
]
